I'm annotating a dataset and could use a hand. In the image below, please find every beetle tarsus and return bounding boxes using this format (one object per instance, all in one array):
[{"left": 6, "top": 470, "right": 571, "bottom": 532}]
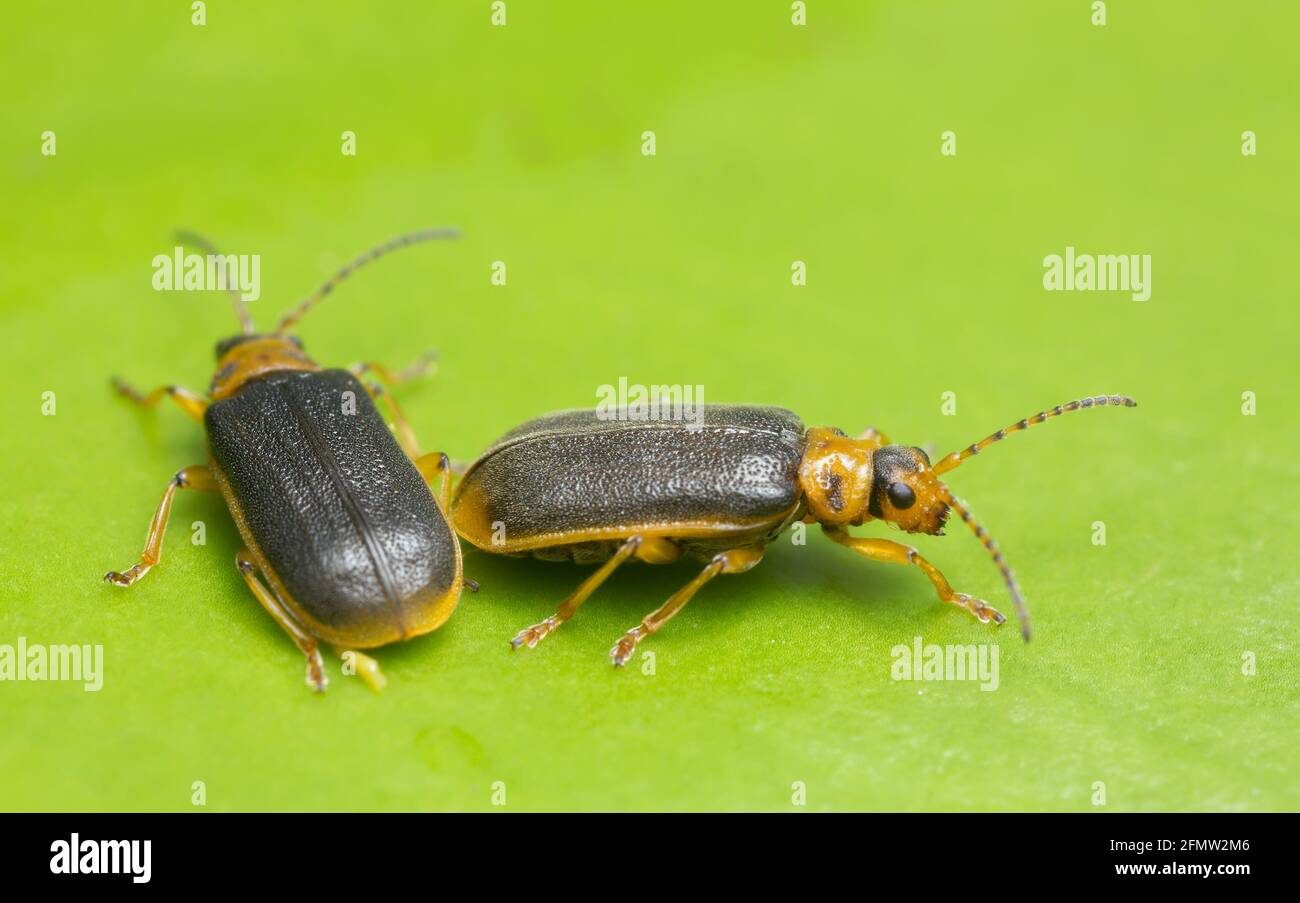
[
  {"left": 511, "top": 615, "right": 562, "bottom": 649},
  {"left": 948, "top": 592, "right": 1005, "bottom": 627},
  {"left": 104, "top": 566, "right": 147, "bottom": 586},
  {"left": 610, "top": 627, "right": 647, "bottom": 667},
  {"left": 305, "top": 652, "right": 328, "bottom": 693}
]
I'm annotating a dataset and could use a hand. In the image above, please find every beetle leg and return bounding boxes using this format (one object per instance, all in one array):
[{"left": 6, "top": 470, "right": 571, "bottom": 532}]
[
  {"left": 363, "top": 380, "right": 422, "bottom": 458},
  {"left": 352, "top": 352, "right": 437, "bottom": 457},
  {"left": 856, "top": 426, "right": 891, "bottom": 448},
  {"left": 414, "top": 451, "right": 454, "bottom": 511},
  {"left": 111, "top": 378, "right": 208, "bottom": 422},
  {"left": 349, "top": 350, "right": 437, "bottom": 388},
  {"left": 609, "top": 545, "right": 765, "bottom": 667},
  {"left": 821, "top": 528, "right": 1006, "bottom": 627},
  {"left": 331, "top": 647, "right": 387, "bottom": 693},
  {"left": 235, "top": 548, "right": 328, "bottom": 692},
  {"left": 104, "top": 465, "right": 217, "bottom": 586},
  {"left": 510, "top": 536, "right": 649, "bottom": 649}
]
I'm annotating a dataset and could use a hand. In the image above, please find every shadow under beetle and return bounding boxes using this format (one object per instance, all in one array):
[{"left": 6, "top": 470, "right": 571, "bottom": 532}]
[
  {"left": 451, "top": 397, "right": 1135, "bottom": 665},
  {"left": 105, "top": 229, "right": 470, "bottom": 692}
]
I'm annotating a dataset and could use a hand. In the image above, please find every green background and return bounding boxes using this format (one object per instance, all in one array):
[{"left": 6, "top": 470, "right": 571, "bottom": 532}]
[{"left": 2, "top": 1, "right": 1296, "bottom": 812}]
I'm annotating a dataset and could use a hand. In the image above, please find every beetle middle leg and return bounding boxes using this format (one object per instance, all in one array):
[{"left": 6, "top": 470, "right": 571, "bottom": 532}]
[
  {"left": 821, "top": 528, "right": 1006, "bottom": 627},
  {"left": 105, "top": 465, "right": 217, "bottom": 586},
  {"left": 510, "top": 536, "right": 681, "bottom": 650},
  {"left": 362, "top": 380, "right": 422, "bottom": 458},
  {"left": 349, "top": 350, "right": 437, "bottom": 389},
  {"left": 235, "top": 548, "right": 328, "bottom": 692},
  {"left": 609, "top": 545, "right": 765, "bottom": 667},
  {"left": 111, "top": 378, "right": 208, "bottom": 422}
]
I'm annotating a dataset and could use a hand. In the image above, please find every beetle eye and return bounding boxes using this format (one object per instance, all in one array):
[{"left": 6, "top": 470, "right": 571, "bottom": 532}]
[{"left": 887, "top": 481, "right": 916, "bottom": 510}]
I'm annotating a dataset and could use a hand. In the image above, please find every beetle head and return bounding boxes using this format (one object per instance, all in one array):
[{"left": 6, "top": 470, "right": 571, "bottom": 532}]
[{"left": 868, "top": 444, "right": 950, "bottom": 535}]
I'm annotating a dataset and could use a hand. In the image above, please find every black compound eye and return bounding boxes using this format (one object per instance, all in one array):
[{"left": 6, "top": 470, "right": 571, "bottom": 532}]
[{"left": 887, "top": 481, "right": 916, "bottom": 510}]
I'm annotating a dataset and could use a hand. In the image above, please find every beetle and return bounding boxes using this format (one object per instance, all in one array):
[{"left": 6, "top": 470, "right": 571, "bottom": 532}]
[
  {"left": 451, "top": 396, "right": 1135, "bottom": 665},
  {"left": 105, "top": 228, "right": 470, "bottom": 692}
]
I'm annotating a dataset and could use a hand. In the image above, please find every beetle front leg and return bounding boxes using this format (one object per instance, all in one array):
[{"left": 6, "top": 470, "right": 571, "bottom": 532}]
[
  {"left": 822, "top": 528, "right": 1006, "bottom": 627},
  {"left": 112, "top": 378, "right": 209, "bottom": 422},
  {"left": 105, "top": 465, "right": 217, "bottom": 586},
  {"left": 235, "top": 549, "right": 327, "bottom": 692},
  {"left": 609, "top": 545, "right": 765, "bottom": 667}
]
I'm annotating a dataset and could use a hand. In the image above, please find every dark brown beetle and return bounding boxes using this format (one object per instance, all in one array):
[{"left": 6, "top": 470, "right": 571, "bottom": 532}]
[
  {"left": 106, "top": 229, "right": 470, "bottom": 691},
  {"left": 451, "top": 397, "right": 1135, "bottom": 665}
]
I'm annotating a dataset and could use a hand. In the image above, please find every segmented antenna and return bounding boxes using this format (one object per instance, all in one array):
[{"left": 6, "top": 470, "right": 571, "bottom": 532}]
[
  {"left": 939, "top": 487, "right": 1031, "bottom": 641},
  {"left": 275, "top": 228, "right": 461, "bottom": 334},
  {"left": 174, "top": 230, "right": 255, "bottom": 335},
  {"left": 933, "top": 394, "right": 1136, "bottom": 476}
]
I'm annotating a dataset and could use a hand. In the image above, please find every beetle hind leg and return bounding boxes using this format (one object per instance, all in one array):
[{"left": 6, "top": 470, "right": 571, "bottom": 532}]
[
  {"left": 609, "top": 545, "right": 765, "bottom": 667},
  {"left": 511, "top": 536, "right": 681, "bottom": 651},
  {"left": 511, "top": 536, "right": 646, "bottom": 649},
  {"left": 234, "top": 549, "right": 328, "bottom": 692},
  {"left": 332, "top": 647, "right": 387, "bottom": 693},
  {"left": 414, "top": 451, "right": 454, "bottom": 511}
]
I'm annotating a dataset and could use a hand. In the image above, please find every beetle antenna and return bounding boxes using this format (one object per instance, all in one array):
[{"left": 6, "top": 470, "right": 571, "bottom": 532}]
[
  {"left": 174, "top": 230, "right": 255, "bottom": 335},
  {"left": 275, "top": 228, "right": 461, "bottom": 334},
  {"left": 933, "top": 394, "right": 1136, "bottom": 476},
  {"left": 938, "top": 486, "right": 1031, "bottom": 641}
]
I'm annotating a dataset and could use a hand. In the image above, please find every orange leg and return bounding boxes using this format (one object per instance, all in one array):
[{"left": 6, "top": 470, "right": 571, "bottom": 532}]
[
  {"left": 822, "top": 528, "right": 1006, "bottom": 626},
  {"left": 350, "top": 350, "right": 437, "bottom": 389},
  {"left": 856, "top": 426, "right": 891, "bottom": 448},
  {"left": 112, "top": 378, "right": 208, "bottom": 422},
  {"left": 414, "top": 451, "right": 454, "bottom": 511},
  {"left": 352, "top": 352, "right": 438, "bottom": 458},
  {"left": 413, "top": 451, "right": 477, "bottom": 593},
  {"left": 234, "top": 548, "right": 327, "bottom": 692},
  {"left": 105, "top": 465, "right": 217, "bottom": 586},
  {"left": 363, "top": 380, "right": 422, "bottom": 458},
  {"left": 511, "top": 536, "right": 682, "bottom": 650},
  {"left": 329, "top": 646, "right": 387, "bottom": 693},
  {"left": 609, "top": 545, "right": 765, "bottom": 667}
]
